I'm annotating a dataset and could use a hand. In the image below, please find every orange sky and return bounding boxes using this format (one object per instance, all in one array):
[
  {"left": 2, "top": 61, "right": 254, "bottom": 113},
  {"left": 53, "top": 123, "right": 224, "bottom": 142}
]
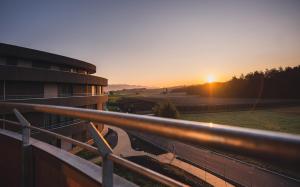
[{"left": 1, "top": 1, "right": 300, "bottom": 87}]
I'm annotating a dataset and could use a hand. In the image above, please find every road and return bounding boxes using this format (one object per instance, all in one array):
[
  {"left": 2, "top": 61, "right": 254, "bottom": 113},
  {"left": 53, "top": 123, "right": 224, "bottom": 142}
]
[
  {"left": 150, "top": 153, "right": 234, "bottom": 187},
  {"left": 130, "top": 132, "right": 300, "bottom": 187},
  {"left": 101, "top": 125, "right": 232, "bottom": 187}
]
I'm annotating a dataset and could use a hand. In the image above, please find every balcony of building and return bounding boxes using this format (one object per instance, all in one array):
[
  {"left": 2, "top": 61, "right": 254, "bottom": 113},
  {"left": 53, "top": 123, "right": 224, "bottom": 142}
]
[{"left": 0, "top": 81, "right": 108, "bottom": 106}]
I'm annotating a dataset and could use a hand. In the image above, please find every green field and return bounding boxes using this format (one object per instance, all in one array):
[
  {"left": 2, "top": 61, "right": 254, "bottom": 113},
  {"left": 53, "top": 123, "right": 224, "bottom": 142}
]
[{"left": 181, "top": 106, "right": 300, "bottom": 134}]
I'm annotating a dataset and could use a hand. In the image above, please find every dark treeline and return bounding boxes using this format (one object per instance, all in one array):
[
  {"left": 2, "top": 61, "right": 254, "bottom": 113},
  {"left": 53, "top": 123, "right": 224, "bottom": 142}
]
[{"left": 172, "top": 65, "right": 300, "bottom": 98}]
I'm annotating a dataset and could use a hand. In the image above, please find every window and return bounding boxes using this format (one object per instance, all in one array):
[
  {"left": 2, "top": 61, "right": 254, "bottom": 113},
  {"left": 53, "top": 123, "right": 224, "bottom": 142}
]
[
  {"left": 44, "top": 114, "right": 75, "bottom": 127},
  {"left": 32, "top": 61, "right": 50, "bottom": 69},
  {"left": 60, "top": 66, "right": 71, "bottom": 72},
  {"left": 58, "top": 84, "right": 73, "bottom": 97},
  {"left": 18, "top": 60, "right": 32, "bottom": 68},
  {"left": 50, "top": 65, "right": 60, "bottom": 71},
  {"left": 70, "top": 68, "right": 77, "bottom": 73},
  {"left": 77, "top": 69, "right": 87, "bottom": 74},
  {"left": 83, "top": 104, "right": 97, "bottom": 109},
  {"left": 6, "top": 57, "right": 18, "bottom": 66}
]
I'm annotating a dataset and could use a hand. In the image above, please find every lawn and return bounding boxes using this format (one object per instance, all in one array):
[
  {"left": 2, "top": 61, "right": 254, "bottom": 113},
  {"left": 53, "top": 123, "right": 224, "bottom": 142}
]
[{"left": 181, "top": 106, "right": 300, "bottom": 134}]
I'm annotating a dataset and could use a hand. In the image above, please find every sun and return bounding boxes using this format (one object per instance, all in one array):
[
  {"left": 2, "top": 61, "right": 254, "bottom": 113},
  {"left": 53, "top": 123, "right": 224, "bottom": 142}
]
[{"left": 207, "top": 75, "right": 215, "bottom": 83}]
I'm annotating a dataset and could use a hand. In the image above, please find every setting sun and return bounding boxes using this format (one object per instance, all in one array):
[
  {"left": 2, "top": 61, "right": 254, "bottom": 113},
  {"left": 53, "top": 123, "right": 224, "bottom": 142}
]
[{"left": 207, "top": 75, "right": 215, "bottom": 83}]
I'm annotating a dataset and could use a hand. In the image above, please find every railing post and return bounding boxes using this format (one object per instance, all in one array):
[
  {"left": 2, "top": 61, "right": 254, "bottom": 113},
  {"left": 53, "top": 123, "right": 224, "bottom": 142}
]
[
  {"left": 88, "top": 122, "right": 113, "bottom": 187},
  {"left": 3, "top": 80, "right": 6, "bottom": 101},
  {"left": 13, "top": 109, "right": 31, "bottom": 187}
]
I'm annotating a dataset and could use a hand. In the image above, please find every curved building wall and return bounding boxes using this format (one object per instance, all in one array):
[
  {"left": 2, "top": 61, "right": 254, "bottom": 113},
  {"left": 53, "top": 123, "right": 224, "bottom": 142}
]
[
  {"left": 0, "top": 43, "right": 96, "bottom": 74},
  {"left": 0, "top": 43, "right": 108, "bottom": 150}
]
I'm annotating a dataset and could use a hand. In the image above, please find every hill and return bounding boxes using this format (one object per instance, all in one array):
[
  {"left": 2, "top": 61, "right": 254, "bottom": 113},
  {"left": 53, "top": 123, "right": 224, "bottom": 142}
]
[{"left": 172, "top": 65, "right": 300, "bottom": 99}]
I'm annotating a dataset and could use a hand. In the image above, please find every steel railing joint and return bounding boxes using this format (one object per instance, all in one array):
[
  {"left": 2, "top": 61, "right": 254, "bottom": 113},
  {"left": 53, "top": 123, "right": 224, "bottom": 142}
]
[
  {"left": 88, "top": 122, "right": 114, "bottom": 187},
  {"left": 88, "top": 122, "right": 112, "bottom": 156}
]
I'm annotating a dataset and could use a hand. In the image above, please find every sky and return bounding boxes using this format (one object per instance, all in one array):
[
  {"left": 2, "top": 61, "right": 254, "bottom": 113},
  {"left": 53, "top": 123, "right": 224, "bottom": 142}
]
[{"left": 1, "top": 0, "right": 300, "bottom": 87}]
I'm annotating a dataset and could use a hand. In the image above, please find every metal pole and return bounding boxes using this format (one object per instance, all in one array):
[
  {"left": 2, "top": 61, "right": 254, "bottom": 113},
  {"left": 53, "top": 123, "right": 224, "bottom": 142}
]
[
  {"left": 13, "top": 109, "right": 31, "bottom": 187},
  {"left": 3, "top": 80, "right": 5, "bottom": 101},
  {"left": 88, "top": 122, "right": 113, "bottom": 187},
  {"left": 102, "top": 156, "right": 114, "bottom": 187},
  {"left": 2, "top": 114, "right": 5, "bottom": 129}
]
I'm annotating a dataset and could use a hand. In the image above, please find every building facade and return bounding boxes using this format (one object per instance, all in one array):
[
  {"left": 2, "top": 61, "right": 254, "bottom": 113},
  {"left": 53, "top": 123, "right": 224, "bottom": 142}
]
[{"left": 0, "top": 43, "right": 108, "bottom": 150}]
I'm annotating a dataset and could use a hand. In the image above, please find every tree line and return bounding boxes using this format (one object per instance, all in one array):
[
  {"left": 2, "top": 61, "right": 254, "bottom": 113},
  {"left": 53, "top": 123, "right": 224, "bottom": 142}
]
[{"left": 172, "top": 65, "right": 300, "bottom": 98}]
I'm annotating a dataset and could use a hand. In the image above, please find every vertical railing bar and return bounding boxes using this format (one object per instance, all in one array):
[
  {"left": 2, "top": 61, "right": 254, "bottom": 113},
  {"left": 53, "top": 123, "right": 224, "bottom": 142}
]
[
  {"left": 13, "top": 109, "right": 31, "bottom": 187},
  {"left": 88, "top": 122, "right": 113, "bottom": 187},
  {"left": 3, "top": 80, "right": 5, "bottom": 101},
  {"left": 2, "top": 114, "right": 5, "bottom": 129}
]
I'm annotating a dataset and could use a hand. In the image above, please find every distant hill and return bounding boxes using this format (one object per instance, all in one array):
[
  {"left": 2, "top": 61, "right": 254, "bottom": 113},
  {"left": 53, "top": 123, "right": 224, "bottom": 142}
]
[
  {"left": 107, "top": 84, "right": 153, "bottom": 91},
  {"left": 172, "top": 65, "right": 300, "bottom": 99}
]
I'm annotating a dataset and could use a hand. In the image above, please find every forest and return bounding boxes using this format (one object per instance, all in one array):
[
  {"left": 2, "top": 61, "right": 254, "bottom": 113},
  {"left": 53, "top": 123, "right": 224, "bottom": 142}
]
[{"left": 172, "top": 65, "right": 300, "bottom": 98}]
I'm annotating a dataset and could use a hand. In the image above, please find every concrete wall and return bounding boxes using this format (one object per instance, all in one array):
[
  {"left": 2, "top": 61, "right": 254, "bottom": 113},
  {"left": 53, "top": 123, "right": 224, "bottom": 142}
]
[
  {"left": 0, "top": 130, "right": 135, "bottom": 187},
  {"left": 0, "top": 131, "right": 21, "bottom": 187}
]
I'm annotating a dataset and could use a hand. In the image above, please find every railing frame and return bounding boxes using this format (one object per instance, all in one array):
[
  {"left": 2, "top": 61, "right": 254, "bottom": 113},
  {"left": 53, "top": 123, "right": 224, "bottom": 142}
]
[
  {"left": 1, "top": 102, "right": 300, "bottom": 186},
  {"left": 88, "top": 123, "right": 114, "bottom": 187},
  {"left": 0, "top": 111, "right": 186, "bottom": 187}
]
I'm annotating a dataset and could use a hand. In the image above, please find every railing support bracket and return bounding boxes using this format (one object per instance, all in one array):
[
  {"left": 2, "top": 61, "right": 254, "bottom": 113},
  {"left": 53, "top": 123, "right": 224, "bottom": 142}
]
[
  {"left": 13, "top": 109, "right": 32, "bottom": 187},
  {"left": 88, "top": 122, "right": 113, "bottom": 187}
]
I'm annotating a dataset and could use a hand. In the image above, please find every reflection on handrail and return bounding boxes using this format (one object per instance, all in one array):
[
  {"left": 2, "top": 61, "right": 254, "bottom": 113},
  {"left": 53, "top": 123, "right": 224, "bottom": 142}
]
[{"left": 0, "top": 102, "right": 299, "bottom": 168}]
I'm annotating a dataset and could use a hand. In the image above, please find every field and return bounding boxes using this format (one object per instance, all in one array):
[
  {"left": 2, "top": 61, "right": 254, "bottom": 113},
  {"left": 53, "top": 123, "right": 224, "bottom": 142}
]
[
  {"left": 108, "top": 90, "right": 300, "bottom": 134},
  {"left": 181, "top": 106, "right": 300, "bottom": 134}
]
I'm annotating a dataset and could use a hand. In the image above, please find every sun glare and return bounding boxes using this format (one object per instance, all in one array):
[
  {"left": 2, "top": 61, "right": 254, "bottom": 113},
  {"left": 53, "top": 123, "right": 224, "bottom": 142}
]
[{"left": 207, "top": 75, "right": 215, "bottom": 83}]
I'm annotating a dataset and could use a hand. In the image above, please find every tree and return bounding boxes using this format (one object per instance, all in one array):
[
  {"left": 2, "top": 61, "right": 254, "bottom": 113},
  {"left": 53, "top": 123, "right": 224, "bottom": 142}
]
[
  {"left": 171, "top": 65, "right": 300, "bottom": 98},
  {"left": 153, "top": 101, "right": 180, "bottom": 119}
]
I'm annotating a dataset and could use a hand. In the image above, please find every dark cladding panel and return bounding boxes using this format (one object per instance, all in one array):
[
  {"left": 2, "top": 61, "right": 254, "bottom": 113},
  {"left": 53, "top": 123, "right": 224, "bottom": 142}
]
[
  {"left": 0, "top": 43, "right": 96, "bottom": 74},
  {"left": 5, "top": 81, "right": 44, "bottom": 99},
  {"left": 0, "top": 65, "right": 108, "bottom": 86}
]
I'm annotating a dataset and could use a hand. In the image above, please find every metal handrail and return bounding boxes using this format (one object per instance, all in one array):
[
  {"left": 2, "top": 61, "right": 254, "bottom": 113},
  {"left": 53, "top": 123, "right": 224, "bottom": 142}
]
[
  {"left": 0, "top": 93, "right": 106, "bottom": 101},
  {"left": 0, "top": 118, "right": 186, "bottom": 187},
  {"left": 0, "top": 119, "right": 99, "bottom": 153},
  {"left": 1, "top": 102, "right": 300, "bottom": 167}
]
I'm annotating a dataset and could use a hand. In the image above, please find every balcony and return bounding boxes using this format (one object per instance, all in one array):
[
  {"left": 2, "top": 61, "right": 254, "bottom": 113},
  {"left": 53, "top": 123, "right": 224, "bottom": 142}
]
[
  {"left": 0, "top": 65, "right": 107, "bottom": 85},
  {"left": 0, "top": 129, "right": 135, "bottom": 187},
  {"left": 0, "top": 102, "right": 299, "bottom": 187},
  {"left": 0, "top": 94, "right": 108, "bottom": 109}
]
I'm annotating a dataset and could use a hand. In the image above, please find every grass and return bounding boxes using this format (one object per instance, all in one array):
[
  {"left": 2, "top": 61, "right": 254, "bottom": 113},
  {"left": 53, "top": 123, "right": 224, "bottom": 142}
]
[
  {"left": 76, "top": 150, "right": 99, "bottom": 160},
  {"left": 112, "top": 162, "right": 165, "bottom": 187},
  {"left": 181, "top": 106, "right": 300, "bottom": 134},
  {"left": 182, "top": 106, "right": 300, "bottom": 178},
  {"left": 97, "top": 156, "right": 212, "bottom": 187},
  {"left": 78, "top": 154, "right": 213, "bottom": 186}
]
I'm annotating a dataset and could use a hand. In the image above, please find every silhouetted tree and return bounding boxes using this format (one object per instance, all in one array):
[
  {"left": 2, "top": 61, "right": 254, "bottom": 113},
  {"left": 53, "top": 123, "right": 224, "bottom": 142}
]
[
  {"left": 172, "top": 65, "right": 300, "bottom": 98},
  {"left": 153, "top": 101, "right": 180, "bottom": 119}
]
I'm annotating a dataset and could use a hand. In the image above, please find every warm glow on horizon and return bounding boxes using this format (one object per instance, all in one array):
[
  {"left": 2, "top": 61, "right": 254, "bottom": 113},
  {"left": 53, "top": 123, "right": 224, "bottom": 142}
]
[
  {"left": 1, "top": 1, "right": 299, "bottom": 87},
  {"left": 207, "top": 75, "right": 215, "bottom": 83}
]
